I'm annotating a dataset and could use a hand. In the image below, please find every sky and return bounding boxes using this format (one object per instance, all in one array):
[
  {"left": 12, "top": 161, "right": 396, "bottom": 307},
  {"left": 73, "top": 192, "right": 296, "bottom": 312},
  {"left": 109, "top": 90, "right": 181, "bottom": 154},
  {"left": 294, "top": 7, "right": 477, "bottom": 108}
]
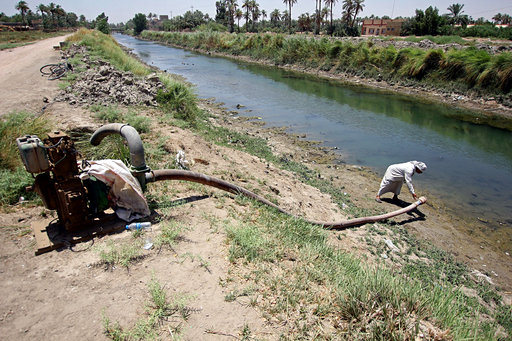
[{"left": 2, "top": 0, "right": 512, "bottom": 24}]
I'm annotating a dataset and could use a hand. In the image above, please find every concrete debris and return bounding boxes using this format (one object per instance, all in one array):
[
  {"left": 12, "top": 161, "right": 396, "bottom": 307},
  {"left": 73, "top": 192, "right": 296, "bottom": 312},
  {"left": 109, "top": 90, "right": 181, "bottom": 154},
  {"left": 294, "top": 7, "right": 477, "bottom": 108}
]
[
  {"left": 384, "top": 239, "right": 400, "bottom": 252},
  {"left": 54, "top": 44, "right": 165, "bottom": 107},
  {"left": 471, "top": 269, "right": 494, "bottom": 285}
]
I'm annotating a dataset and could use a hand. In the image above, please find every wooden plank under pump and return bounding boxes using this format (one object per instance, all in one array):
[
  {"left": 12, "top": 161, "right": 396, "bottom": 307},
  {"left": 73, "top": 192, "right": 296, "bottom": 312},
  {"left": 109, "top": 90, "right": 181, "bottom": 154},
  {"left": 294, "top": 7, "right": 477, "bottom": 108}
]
[{"left": 31, "top": 211, "right": 123, "bottom": 256}]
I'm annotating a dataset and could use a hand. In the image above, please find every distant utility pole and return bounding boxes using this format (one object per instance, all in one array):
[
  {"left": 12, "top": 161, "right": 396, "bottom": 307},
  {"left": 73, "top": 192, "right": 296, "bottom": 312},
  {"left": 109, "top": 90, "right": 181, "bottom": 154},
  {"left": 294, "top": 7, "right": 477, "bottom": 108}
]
[{"left": 391, "top": 0, "right": 396, "bottom": 19}]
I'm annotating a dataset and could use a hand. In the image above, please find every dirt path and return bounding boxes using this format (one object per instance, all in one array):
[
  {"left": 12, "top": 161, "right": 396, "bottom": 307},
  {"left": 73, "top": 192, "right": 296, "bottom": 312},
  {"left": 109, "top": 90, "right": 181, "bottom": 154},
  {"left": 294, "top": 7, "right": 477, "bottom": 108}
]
[{"left": 0, "top": 35, "right": 69, "bottom": 115}]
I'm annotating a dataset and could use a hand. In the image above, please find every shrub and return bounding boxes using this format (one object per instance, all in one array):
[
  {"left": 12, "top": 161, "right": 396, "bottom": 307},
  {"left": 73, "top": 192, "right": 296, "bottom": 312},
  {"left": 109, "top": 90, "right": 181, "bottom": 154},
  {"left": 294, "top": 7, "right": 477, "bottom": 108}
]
[
  {"left": 489, "top": 52, "right": 512, "bottom": 92},
  {"left": 0, "top": 112, "right": 50, "bottom": 171},
  {"left": 0, "top": 167, "right": 38, "bottom": 205},
  {"left": 196, "top": 22, "right": 228, "bottom": 32},
  {"left": 156, "top": 77, "right": 198, "bottom": 123},
  {"left": 328, "top": 41, "right": 343, "bottom": 59},
  {"left": 90, "top": 104, "right": 123, "bottom": 123}
]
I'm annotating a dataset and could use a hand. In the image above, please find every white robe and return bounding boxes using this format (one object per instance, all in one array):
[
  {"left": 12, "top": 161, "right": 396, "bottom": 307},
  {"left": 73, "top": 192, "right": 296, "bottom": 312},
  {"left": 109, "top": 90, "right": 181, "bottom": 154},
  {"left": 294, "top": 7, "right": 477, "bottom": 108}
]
[{"left": 377, "top": 161, "right": 421, "bottom": 197}]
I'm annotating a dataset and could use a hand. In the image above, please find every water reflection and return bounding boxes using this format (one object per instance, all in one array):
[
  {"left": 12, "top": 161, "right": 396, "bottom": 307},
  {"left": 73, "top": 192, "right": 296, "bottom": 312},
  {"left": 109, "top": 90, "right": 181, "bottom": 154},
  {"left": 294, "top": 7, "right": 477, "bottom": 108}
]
[{"left": 239, "top": 64, "right": 512, "bottom": 164}]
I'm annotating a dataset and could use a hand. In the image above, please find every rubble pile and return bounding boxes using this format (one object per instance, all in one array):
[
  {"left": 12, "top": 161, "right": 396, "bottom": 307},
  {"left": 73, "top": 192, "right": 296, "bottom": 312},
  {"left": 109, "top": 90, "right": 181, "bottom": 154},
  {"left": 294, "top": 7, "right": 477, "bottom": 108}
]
[{"left": 55, "top": 45, "right": 165, "bottom": 107}]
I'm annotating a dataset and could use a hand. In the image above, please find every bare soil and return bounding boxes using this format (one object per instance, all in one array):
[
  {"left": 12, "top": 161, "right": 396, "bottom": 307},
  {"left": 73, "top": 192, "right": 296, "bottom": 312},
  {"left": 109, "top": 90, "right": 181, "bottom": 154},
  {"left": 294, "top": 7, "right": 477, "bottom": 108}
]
[{"left": 0, "top": 36, "right": 510, "bottom": 340}]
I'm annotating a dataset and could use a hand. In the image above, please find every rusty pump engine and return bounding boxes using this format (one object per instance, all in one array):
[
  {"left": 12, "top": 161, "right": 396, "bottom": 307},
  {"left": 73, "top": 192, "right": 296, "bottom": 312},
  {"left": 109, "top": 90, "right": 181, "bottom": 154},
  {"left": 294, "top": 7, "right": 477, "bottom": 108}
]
[{"left": 17, "top": 123, "right": 426, "bottom": 234}]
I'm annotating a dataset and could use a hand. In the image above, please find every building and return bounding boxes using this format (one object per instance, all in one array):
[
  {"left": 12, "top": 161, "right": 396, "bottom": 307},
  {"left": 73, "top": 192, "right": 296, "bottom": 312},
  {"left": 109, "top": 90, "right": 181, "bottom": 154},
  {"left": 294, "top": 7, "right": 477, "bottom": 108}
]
[{"left": 361, "top": 19, "right": 405, "bottom": 36}]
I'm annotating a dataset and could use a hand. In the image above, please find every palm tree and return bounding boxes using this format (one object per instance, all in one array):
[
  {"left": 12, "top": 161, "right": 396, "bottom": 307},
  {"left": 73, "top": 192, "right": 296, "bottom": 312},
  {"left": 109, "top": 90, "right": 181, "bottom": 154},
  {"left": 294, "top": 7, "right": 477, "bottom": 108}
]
[
  {"left": 235, "top": 8, "right": 243, "bottom": 31},
  {"left": 502, "top": 14, "right": 512, "bottom": 25},
  {"left": 313, "top": 0, "right": 320, "bottom": 34},
  {"left": 55, "top": 4, "right": 65, "bottom": 27},
  {"left": 321, "top": 6, "right": 330, "bottom": 28},
  {"left": 298, "top": 13, "right": 312, "bottom": 31},
  {"left": 351, "top": 0, "right": 364, "bottom": 26},
  {"left": 271, "top": 8, "right": 281, "bottom": 26},
  {"left": 282, "top": 9, "right": 289, "bottom": 23},
  {"left": 447, "top": 3, "right": 467, "bottom": 26},
  {"left": 261, "top": 9, "right": 267, "bottom": 23},
  {"left": 250, "top": 0, "right": 260, "bottom": 30},
  {"left": 242, "top": 0, "right": 251, "bottom": 28},
  {"left": 492, "top": 13, "right": 503, "bottom": 24},
  {"left": 15, "top": 1, "right": 29, "bottom": 24},
  {"left": 342, "top": 0, "right": 353, "bottom": 25},
  {"left": 283, "top": 0, "right": 297, "bottom": 33},
  {"left": 226, "top": 0, "right": 238, "bottom": 32},
  {"left": 48, "top": 2, "right": 57, "bottom": 27},
  {"left": 324, "top": 0, "right": 338, "bottom": 32},
  {"left": 37, "top": 4, "right": 48, "bottom": 21}
]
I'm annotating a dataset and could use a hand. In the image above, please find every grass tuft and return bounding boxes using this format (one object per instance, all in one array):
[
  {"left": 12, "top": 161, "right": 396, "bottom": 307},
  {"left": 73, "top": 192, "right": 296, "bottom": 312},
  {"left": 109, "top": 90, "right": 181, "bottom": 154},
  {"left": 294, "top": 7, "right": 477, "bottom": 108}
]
[
  {"left": 154, "top": 221, "right": 186, "bottom": 249},
  {"left": 0, "top": 112, "right": 51, "bottom": 171},
  {"left": 156, "top": 76, "right": 199, "bottom": 123},
  {"left": 103, "top": 276, "right": 191, "bottom": 340},
  {"left": 0, "top": 167, "right": 38, "bottom": 205},
  {"left": 97, "top": 239, "right": 144, "bottom": 269}
]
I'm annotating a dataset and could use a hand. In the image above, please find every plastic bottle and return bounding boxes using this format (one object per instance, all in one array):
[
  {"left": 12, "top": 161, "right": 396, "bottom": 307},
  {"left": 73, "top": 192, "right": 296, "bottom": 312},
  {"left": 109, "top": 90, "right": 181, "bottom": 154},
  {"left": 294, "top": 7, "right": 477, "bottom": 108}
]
[{"left": 125, "top": 222, "right": 151, "bottom": 231}]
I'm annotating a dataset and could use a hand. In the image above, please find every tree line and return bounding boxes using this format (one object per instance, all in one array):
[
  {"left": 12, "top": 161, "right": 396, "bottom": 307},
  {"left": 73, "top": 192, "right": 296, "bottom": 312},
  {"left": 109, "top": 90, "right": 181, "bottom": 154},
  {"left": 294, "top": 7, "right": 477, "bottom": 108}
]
[
  {"left": 6, "top": 0, "right": 509, "bottom": 39},
  {"left": 122, "top": 1, "right": 511, "bottom": 40},
  {"left": 2, "top": 1, "right": 113, "bottom": 33},
  {"left": 126, "top": 1, "right": 511, "bottom": 39}
]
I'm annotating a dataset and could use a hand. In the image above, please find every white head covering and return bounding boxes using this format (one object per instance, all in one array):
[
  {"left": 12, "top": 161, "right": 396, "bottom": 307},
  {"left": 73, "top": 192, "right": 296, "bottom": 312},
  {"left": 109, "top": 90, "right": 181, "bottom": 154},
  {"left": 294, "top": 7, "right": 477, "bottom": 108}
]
[{"left": 411, "top": 161, "right": 427, "bottom": 172}]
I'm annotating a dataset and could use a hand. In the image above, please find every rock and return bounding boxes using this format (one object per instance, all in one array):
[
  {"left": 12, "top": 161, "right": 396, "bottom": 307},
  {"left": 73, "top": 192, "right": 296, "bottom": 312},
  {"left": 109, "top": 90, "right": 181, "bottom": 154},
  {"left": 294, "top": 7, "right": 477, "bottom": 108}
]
[
  {"left": 55, "top": 46, "right": 165, "bottom": 108},
  {"left": 98, "top": 65, "right": 111, "bottom": 76},
  {"left": 471, "top": 269, "right": 494, "bottom": 285},
  {"left": 146, "top": 73, "right": 160, "bottom": 82}
]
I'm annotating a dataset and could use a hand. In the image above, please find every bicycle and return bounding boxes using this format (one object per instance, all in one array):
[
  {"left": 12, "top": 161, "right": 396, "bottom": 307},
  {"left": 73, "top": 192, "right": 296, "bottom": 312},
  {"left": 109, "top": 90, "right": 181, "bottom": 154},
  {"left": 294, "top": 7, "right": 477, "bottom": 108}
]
[{"left": 40, "top": 60, "right": 73, "bottom": 80}]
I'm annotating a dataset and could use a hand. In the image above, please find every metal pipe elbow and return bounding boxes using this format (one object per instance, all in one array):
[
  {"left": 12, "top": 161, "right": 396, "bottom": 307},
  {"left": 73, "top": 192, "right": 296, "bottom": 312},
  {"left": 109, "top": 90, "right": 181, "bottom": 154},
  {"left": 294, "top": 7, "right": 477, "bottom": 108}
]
[
  {"left": 90, "top": 123, "right": 149, "bottom": 191},
  {"left": 90, "top": 123, "right": 147, "bottom": 170}
]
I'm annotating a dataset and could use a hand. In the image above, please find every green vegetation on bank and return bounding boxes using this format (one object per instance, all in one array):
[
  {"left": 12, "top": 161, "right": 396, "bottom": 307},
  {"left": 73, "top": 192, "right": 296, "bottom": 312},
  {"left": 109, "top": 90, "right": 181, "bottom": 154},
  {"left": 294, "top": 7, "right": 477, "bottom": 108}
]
[
  {"left": 66, "top": 29, "right": 199, "bottom": 124},
  {"left": 225, "top": 205, "right": 505, "bottom": 339},
  {"left": 141, "top": 30, "right": 512, "bottom": 96}
]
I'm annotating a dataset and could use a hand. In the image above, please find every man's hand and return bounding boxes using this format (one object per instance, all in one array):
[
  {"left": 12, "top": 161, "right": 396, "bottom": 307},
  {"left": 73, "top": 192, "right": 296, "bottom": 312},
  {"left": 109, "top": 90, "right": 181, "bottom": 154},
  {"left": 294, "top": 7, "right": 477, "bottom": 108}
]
[{"left": 412, "top": 193, "right": 418, "bottom": 200}]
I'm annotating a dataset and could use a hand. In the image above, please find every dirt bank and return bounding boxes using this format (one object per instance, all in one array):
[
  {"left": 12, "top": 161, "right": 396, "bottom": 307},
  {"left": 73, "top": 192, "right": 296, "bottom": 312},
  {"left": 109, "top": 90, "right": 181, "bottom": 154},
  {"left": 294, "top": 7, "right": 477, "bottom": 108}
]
[{"left": 0, "top": 35, "right": 510, "bottom": 340}]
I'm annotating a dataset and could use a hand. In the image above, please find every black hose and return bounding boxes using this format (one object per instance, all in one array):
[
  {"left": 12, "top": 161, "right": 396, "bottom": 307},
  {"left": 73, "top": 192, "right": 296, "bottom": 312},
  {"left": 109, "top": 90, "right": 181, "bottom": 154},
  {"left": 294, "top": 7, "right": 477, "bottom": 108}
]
[{"left": 146, "top": 169, "right": 427, "bottom": 229}]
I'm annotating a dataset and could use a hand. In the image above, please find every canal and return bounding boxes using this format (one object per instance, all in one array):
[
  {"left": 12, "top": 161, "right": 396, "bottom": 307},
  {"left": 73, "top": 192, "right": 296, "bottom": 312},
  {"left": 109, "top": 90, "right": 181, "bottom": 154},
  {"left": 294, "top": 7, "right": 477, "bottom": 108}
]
[{"left": 114, "top": 33, "right": 512, "bottom": 246}]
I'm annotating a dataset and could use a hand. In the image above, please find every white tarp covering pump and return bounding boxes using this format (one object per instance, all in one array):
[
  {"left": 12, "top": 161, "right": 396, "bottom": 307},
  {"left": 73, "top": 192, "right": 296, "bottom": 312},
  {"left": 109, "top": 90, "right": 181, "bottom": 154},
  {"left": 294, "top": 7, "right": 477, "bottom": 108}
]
[{"left": 17, "top": 123, "right": 426, "bottom": 233}]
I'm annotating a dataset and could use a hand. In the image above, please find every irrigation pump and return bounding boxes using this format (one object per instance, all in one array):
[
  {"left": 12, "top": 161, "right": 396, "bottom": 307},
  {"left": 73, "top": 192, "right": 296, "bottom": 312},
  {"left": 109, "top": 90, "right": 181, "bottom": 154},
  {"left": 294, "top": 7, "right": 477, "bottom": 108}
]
[{"left": 17, "top": 131, "right": 91, "bottom": 232}]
